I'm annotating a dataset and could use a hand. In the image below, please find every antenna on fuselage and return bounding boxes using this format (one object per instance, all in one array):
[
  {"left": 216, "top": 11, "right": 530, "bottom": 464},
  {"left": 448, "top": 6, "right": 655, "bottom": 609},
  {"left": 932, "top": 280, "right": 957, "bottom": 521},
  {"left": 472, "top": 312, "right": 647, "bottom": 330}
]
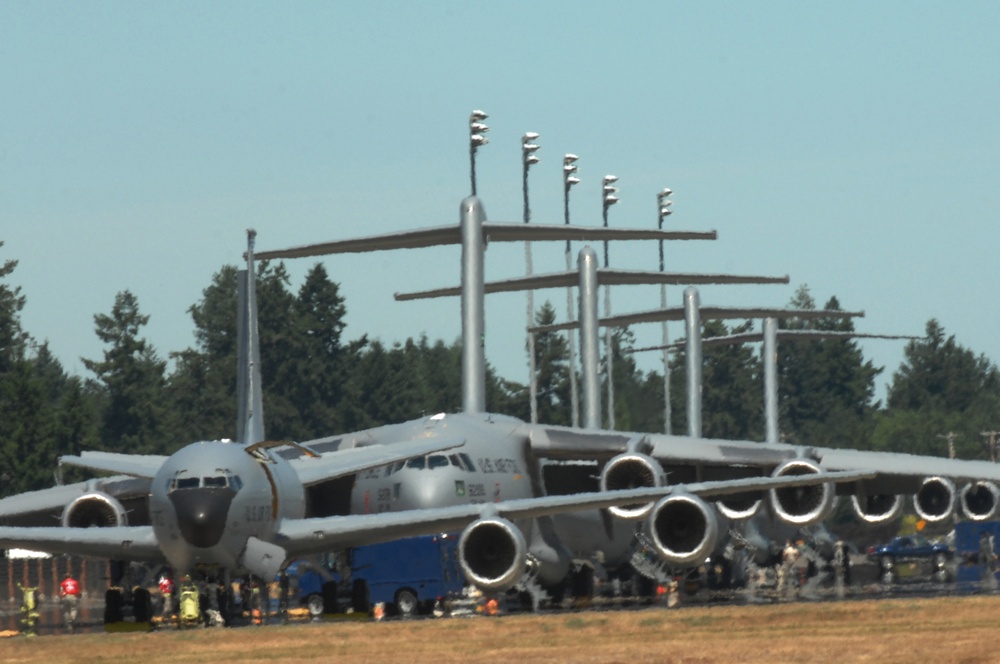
[{"left": 237, "top": 229, "right": 266, "bottom": 445}]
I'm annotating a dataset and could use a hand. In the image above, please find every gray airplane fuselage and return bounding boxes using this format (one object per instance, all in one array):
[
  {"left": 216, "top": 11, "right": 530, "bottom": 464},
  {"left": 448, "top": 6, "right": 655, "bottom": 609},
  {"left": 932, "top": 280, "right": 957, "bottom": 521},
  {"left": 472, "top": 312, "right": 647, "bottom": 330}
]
[
  {"left": 341, "top": 412, "right": 636, "bottom": 580},
  {"left": 149, "top": 440, "right": 305, "bottom": 575}
]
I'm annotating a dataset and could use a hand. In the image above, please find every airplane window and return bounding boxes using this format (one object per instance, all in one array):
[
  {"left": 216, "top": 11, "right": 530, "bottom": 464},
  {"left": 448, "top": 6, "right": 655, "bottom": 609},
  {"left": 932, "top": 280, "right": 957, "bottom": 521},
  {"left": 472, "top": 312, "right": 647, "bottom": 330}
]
[
  {"left": 460, "top": 453, "right": 475, "bottom": 472},
  {"left": 174, "top": 477, "right": 200, "bottom": 490},
  {"left": 428, "top": 455, "right": 449, "bottom": 469},
  {"left": 406, "top": 456, "right": 426, "bottom": 470},
  {"left": 230, "top": 475, "right": 243, "bottom": 491},
  {"left": 392, "top": 461, "right": 405, "bottom": 474},
  {"left": 203, "top": 476, "right": 227, "bottom": 488},
  {"left": 449, "top": 454, "right": 463, "bottom": 469}
]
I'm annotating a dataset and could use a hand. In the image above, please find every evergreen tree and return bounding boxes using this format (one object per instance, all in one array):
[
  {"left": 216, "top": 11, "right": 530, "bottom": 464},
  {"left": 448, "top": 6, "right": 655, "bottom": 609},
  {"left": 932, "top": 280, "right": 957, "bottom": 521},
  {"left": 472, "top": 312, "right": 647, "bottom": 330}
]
[
  {"left": 778, "top": 286, "right": 880, "bottom": 446},
  {"left": 83, "top": 291, "right": 171, "bottom": 454},
  {"left": 532, "top": 302, "right": 570, "bottom": 426},
  {"left": 874, "top": 319, "right": 1000, "bottom": 458}
]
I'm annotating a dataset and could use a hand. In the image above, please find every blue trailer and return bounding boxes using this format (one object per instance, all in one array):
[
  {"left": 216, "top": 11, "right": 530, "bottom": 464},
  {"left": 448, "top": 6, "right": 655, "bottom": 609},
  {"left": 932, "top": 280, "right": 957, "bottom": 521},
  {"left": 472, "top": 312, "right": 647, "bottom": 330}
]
[
  {"left": 954, "top": 521, "right": 1000, "bottom": 589},
  {"left": 291, "top": 533, "right": 466, "bottom": 618}
]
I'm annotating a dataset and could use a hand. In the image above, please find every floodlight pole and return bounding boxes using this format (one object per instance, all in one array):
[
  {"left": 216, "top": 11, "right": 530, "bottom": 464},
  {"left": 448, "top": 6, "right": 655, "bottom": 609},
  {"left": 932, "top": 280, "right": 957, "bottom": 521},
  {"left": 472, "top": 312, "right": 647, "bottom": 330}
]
[
  {"left": 522, "top": 132, "right": 540, "bottom": 423},
  {"left": 602, "top": 175, "right": 619, "bottom": 429},
  {"left": 657, "top": 188, "right": 674, "bottom": 434},
  {"left": 469, "top": 110, "right": 489, "bottom": 196},
  {"left": 563, "top": 154, "right": 581, "bottom": 427}
]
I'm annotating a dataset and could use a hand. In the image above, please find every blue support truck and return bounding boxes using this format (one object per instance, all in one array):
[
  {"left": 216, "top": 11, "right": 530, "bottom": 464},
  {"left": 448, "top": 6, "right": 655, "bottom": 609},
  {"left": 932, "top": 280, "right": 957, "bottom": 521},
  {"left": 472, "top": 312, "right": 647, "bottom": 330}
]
[
  {"left": 294, "top": 533, "right": 467, "bottom": 618},
  {"left": 954, "top": 521, "right": 1000, "bottom": 589}
]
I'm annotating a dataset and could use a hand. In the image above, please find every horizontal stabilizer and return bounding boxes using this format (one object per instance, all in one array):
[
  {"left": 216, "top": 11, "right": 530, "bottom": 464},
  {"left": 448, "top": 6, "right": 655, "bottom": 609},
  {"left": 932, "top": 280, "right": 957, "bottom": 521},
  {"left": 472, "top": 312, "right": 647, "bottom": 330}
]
[
  {"left": 255, "top": 224, "right": 715, "bottom": 260},
  {"left": 396, "top": 270, "right": 790, "bottom": 302},
  {"left": 530, "top": 306, "right": 865, "bottom": 334}
]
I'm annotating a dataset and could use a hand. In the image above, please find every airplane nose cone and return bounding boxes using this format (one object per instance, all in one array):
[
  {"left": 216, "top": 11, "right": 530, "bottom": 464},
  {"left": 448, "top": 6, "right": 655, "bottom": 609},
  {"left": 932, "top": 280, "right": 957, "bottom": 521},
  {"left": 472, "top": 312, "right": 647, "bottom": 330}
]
[{"left": 169, "top": 488, "right": 235, "bottom": 549}]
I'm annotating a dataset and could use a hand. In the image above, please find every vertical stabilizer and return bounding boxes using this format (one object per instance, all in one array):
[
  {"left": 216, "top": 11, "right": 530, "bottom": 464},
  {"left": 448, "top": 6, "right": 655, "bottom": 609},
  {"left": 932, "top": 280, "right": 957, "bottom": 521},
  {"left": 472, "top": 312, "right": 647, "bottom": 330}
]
[{"left": 236, "top": 229, "right": 266, "bottom": 445}]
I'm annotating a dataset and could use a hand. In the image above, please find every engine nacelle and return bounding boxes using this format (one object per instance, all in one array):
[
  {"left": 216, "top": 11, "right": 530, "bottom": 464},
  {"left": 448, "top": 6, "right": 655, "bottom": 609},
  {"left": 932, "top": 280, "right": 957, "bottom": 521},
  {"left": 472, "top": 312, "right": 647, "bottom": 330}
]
[
  {"left": 913, "top": 476, "right": 956, "bottom": 524},
  {"left": 60, "top": 491, "right": 128, "bottom": 528},
  {"left": 716, "top": 492, "right": 762, "bottom": 521},
  {"left": 458, "top": 517, "right": 527, "bottom": 593},
  {"left": 850, "top": 493, "right": 904, "bottom": 525},
  {"left": 599, "top": 453, "right": 665, "bottom": 520},
  {"left": 767, "top": 459, "right": 835, "bottom": 527},
  {"left": 960, "top": 481, "right": 999, "bottom": 521},
  {"left": 644, "top": 493, "right": 719, "bottom": 567}
]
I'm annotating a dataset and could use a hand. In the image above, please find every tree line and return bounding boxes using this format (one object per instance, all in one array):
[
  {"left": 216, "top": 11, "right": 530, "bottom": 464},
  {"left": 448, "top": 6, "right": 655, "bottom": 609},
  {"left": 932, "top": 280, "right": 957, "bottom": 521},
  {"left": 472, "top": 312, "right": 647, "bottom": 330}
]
[{"left": 2, "top": 240, "right": 998, "bottom": 498}]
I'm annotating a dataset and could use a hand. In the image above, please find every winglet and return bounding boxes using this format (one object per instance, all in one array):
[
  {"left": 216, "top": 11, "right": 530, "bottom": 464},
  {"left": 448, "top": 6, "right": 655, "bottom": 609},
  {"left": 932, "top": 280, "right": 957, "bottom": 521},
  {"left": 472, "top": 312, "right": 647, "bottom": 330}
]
[{"left": 236, "top": 229, "right": 266, "bottom": 446}]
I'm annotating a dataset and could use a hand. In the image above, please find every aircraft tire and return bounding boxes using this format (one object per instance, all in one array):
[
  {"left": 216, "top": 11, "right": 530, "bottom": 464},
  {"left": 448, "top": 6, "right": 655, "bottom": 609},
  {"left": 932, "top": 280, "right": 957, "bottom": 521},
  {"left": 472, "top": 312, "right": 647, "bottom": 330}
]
[
  {"left": 351, "top": 579, "right": 370, "bottom": 615},
  {"left": 306, "top": 593, "right": 324, "bottom": 618},
  {"left": 104, "top": 588, "right": 124, "bottom": 624},
  {"left": 394, "top": 589, "right": 419, "bottom": 618},
  {"left": 322, "top": 581, "right": 340, "bottom": 615},
  {"left": 133, "top": 588, "right": 152, "bottom": 623}
]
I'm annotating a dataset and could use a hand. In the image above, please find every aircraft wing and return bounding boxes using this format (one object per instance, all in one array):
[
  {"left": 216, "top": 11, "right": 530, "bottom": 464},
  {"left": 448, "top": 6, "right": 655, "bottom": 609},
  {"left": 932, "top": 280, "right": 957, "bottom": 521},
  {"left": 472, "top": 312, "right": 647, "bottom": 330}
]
[
  {"left": 0, "top": 476, "right": 151, "bottom": 527},
  {"left": 529, "top": 425, "right": 1000, "bottom": 494},
  {"left": 278, "top": 470, "right": 871, "bottom": 556},
  {"left": 59, "top": 451, "right": 168, "bottom": 479},
  {"left": 0, "top": 525, "right": 163, "bottom": 562},
  {"left": 290, "top": 437, "right": 466, "bottom": 487}
]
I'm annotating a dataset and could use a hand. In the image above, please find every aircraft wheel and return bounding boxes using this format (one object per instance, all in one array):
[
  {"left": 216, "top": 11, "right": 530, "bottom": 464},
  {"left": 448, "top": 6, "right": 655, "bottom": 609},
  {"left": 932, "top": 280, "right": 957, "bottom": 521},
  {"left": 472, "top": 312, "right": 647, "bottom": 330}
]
[
  {"left": 306, "top": 593, "right": 324, "bottom": 618},
  {"left": 105, "top": 588, "right": 124, "bottom": 624},
  {"left": 351, "top": 580, "right": 370, "bottom": 615},
  {"left": 394, "top": 589, "right": 419, "bottom": 618},
  {"left": 133, "top": 588, "right": 151, "bottom": 623}
]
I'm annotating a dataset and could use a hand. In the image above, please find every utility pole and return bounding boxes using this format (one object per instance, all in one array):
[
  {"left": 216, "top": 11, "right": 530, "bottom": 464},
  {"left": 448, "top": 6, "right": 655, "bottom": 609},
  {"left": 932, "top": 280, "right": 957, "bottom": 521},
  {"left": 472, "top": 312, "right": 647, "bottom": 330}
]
[
  {"left": 938, "top": 432, "right": 957, "bottom": 459},
  {"left": 981, "top": 430, "right": 1000, "bottom": 463}
]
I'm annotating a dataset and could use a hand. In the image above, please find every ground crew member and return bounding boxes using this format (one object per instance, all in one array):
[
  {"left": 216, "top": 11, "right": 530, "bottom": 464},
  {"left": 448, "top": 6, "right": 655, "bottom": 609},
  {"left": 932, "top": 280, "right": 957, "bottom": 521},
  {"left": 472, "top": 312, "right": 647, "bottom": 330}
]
[
  {"left": 60, "top": 572, "right": 81, "bottom": 633},
  {"left": 277, "top": 570, "right": 290, "bottom": 624},
  {"left": 18, "top": 582, "right": 40, "bottom": 637},
  {"left": 159, "top": 573, "right": 176, "bottom": 621}
]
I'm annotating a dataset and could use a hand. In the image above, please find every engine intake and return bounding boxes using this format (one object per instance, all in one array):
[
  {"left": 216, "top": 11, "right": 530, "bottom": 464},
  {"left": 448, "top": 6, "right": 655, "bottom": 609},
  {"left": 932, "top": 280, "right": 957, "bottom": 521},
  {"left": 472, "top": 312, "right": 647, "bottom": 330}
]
[
  {"left": 767, "top": 459, "right": 835, "bottom": 527},
  {"left": 645, "top": 493, "right": 719, "bottom": 567},
  {"left": 913, "top": 476, "right": 956, "bottom": 523},
  {"left": 716, "top": 493, "right": 762, "bottom": 521},
  {"left": 61, "top": 492, "right": 128, "bottom": 528},
  {"left": 850, "top": 493, "right": 904, "bottom": 525},
  {"left": 458, "top": 517, "right": 527, "bottom": 592},
  {"left": 599, "top": 453, "right": 665, "bottom": 520},
  {"left": 960, "top": 481, "right": 998, "bottom": 521}
]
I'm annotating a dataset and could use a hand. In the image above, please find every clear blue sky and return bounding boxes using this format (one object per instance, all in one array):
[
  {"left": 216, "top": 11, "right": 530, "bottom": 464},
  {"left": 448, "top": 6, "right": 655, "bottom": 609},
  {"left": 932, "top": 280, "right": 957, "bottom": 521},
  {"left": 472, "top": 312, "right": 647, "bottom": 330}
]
[{"left": 3, "top": 1, "right": 999, "bottom": 406}]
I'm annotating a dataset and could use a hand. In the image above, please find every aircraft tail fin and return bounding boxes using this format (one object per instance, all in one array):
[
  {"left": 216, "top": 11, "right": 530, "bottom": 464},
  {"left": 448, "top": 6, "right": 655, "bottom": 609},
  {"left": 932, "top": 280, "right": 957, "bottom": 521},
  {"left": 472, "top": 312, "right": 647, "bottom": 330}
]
[{"left": 236, "top": 229, "right": 266, "bottom": 446}]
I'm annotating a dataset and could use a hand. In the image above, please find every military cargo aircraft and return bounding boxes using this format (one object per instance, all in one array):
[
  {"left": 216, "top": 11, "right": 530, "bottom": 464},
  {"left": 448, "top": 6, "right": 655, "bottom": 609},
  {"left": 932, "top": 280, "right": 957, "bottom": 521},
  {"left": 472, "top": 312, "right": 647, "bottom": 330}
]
[
  {"left": 249, "top": 195, "right": 1000, "bottom": 593},
  {"left": 0, "top": 231, "right": 863, "bottom": 599}
]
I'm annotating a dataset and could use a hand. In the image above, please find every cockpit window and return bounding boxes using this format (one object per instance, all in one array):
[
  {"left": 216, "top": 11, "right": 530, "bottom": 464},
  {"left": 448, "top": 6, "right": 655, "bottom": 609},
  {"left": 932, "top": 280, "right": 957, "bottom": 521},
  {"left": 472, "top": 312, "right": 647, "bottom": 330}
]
[
  {"left": 406, "top": 456, "right": 426, "bottom": 470},
  {"left": 169, "top": 473, "right": 242, "bottom": 492},
  {"left": 428, "top": 455, "right": 449, "bottom": 469},
  {"left": 460, "top": 453, "right": 475, "bottom": 472}
]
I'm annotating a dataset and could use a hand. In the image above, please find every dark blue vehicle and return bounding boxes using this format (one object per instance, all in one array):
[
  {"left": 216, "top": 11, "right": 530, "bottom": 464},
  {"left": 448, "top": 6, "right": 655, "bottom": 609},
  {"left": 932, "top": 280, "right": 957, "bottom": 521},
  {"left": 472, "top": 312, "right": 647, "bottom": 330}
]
[
  {"left": 289, "top": 534, "right": 466, "bottom": 618},
  {"left": 868, "top": 535, "right": 951, "bottom": 580}
]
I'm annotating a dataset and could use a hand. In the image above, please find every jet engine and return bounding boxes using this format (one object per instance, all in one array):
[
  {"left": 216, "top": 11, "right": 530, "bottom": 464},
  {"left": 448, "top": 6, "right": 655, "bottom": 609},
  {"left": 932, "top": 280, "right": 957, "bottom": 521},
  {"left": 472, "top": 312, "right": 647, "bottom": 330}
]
[
  {"left": 457, "top": 517, "right": 527, "bottom": 592},
  {"left": 644, "top": 493, "right": 719, "bottom": 567},
  {"left": 767, "top": 459, "right": 835, "bottom": 527},
  {"left": 599, "top": 452, "right": 665, "bottom": 520},
  {"left": 60, "top": 491, "right": 128, "bottom": 528},
  {"left": 850, "top": 493, "right": 904, "bottom": 525},
  {"left": 913, "top": 476, "right": 956, "bottom": 523},
  {"left": 716, "top": 493, "right": 762, "bottom": 521},
  {"left": 960, "top": 481, "right": 999, "bottom": 521}
]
